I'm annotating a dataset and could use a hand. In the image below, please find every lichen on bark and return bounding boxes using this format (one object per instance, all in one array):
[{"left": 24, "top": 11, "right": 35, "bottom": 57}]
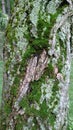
[{"left": 1, "top": 0, "right": 73, "bottom": 130}]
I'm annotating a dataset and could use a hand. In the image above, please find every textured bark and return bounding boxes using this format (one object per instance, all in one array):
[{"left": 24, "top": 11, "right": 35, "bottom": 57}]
[
  {"left": 6, "top": 0, "right": 11, "bottom": 16},
  {"left": 1, "top": 0, "right": 73, "bottom": 130}
]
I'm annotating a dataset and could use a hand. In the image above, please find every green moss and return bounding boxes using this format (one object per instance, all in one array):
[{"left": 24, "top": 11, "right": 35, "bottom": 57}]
[
  {"left": 19, "top": 97, "right": 29, "bottom": 108},
  {"left": 28, "top": 69, "right": 50, "bottom": 98},
  {"left": 19, "top": 67, "right": 58, "bottom": 127},
  {"left": 22, "top": 46, "right": 36, "bottom": 59},
  {"left": 37, "top": 18, "right": 49, "bottom": 37},
  {"left": 49, "top": 80, "right": 59, "bottom": 105},
  {"left": 15, "top": 123, "right": 23, "bottom": 130},
  {"left": 56, "top": 32, "right": 67, "bottom": 59},
  {"left": 28, "top": 107, "right": 39, "bottom": 117},
  {"left": 32, "top": 125, "right": 38, "bottom": 130},
  {"left": 49, "top": 112, "right": 56, "bottom": 130},
  {"left": 0, "top": 117, "right": 6, "bottom": 130},
  {"left": 6, "top": 23, "right": 14, "bottom": 43},
  {"left": 47, "top": 62, "right": 54, "bottom": 78},
  {"left": 15, "top": 115, "right": 25, "bottom": 130},
  {"left": 31, "top": 38, "right": 48, "bottom": 50},
  {"left": 37, "top": 14, "right": 51, "bottom": 39},
  {"left": 4, "top": 102, "right": 12, "bottom": 115},
  {"left": 5, "top": 0, "right": 67, "bottom": 102},
  {"left": 28, "top": 80, "right": 42, "bottom": 103},
  {"left": 20, "top": 98, "right": 39, "bottom": 117},
  {"left": 32, "top": 117, "right": 39, "bottom": 129},
  {"left": 19, "top": 72, "right": 50, "bottom": 119},
  {"left": 37, "top": 7, "right": 64, "bottom": 41},
  {"left": 10, "top": 85, "right": 19, "bottom": 98},
  {"left": 3, "top": 1, "right": 69, "bottom": 129},
  {"left": 46, "top": 80, "right": 59, "bottom": 127},
  {"left": 57, "top": 57, "right": 64, "bottom": 72},
  {"left": 52, "top": 80, "right": 59, "bottom": 92},
  {"left": 39, "top": 100, "right": 48, "bottom": 119}
]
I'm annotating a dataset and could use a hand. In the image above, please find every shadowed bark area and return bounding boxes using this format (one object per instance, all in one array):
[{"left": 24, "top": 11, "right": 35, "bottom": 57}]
[{"left": 1, "top": 0, "right": 73, "bottom": 130}]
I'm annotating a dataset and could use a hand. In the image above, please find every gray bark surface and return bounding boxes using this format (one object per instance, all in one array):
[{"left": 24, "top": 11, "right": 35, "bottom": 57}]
[
  {"left": 6, "top": 0, "right": 10, "bottom": 16},
  {"left": 1, "top": 0, "right": 73, "bottom": 130},
  {"left": 1, "top": 0, "right": 6, "bottom": 14}
]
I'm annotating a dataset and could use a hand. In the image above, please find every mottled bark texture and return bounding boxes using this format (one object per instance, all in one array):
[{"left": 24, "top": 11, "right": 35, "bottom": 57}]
[
  {"left": 6, "top": 0, "right": 11, "bottom": 16},
  {"left": 1, "top": 0, "right": 73, "bottom": 130}
]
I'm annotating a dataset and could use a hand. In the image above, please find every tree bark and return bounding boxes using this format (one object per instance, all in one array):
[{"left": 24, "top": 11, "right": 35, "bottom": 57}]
[
  {"left": 1, "top": 0, "right": 6, "bottom": 14},
  {"left": 6, "top": 0, "right": 11, "bottom": 16},
  {"left": 1, "top": 0, "right": 73, "bottom": 130}
]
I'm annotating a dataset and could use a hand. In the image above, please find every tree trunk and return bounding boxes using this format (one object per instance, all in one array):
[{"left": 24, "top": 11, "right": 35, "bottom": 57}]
[
  {"left": 6, "top": 0, "right": 10, "bottom": 16},
  {"left": 1, "top": 0, "right": 6, "bottom": 14},
  {"left": 1, "top": 0, "right": 73, "bottom": 130}
]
